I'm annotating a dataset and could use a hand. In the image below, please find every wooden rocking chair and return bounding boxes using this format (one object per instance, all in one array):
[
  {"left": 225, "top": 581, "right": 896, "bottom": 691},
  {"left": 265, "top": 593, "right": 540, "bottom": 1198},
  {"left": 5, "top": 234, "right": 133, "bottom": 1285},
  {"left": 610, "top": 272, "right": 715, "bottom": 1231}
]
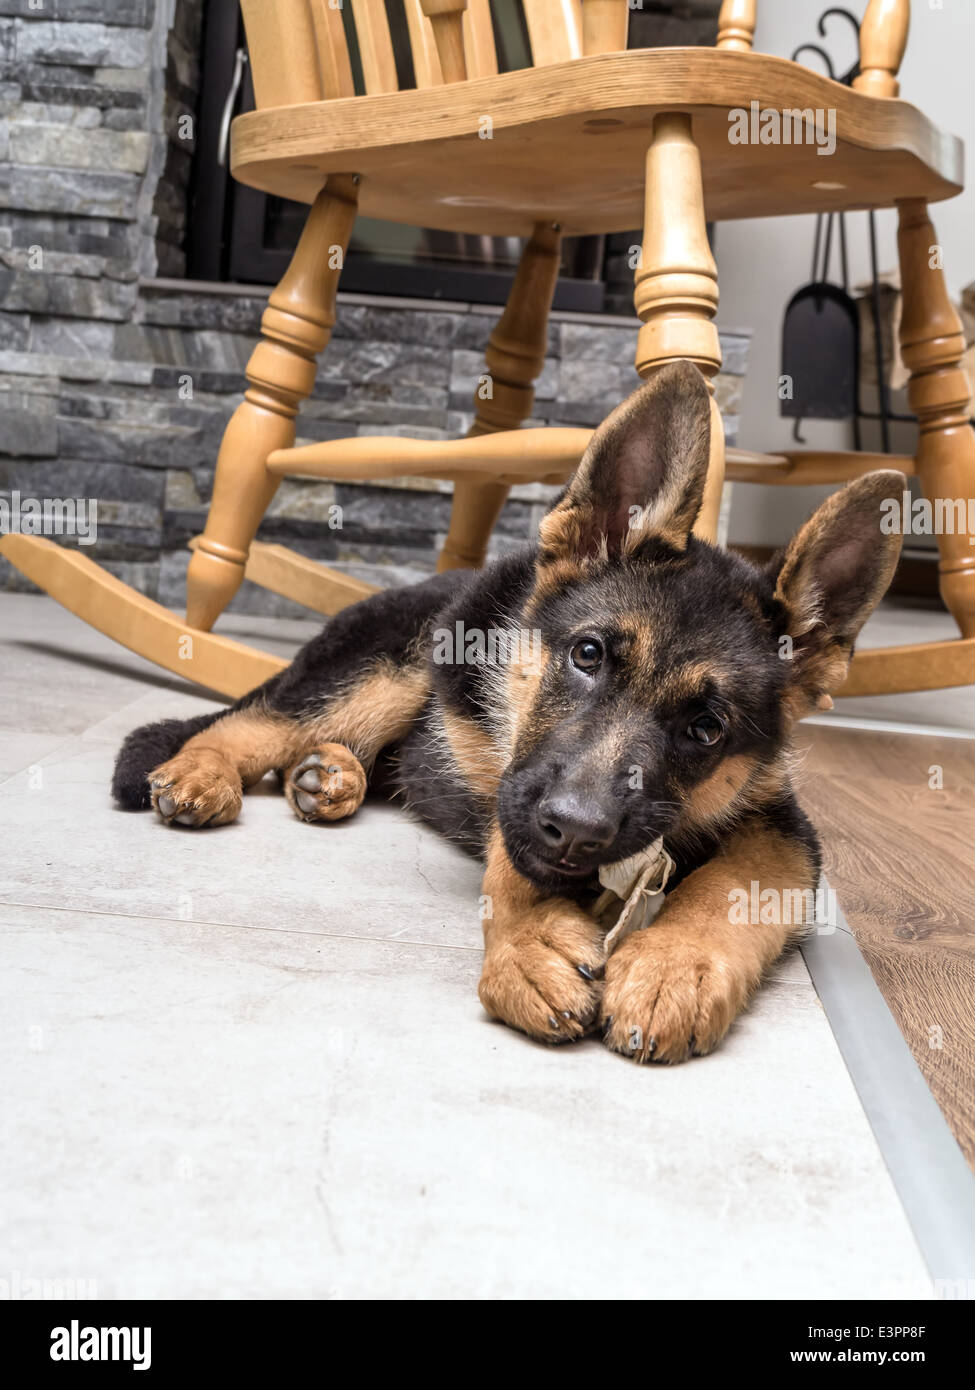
[{"left": 2, "top": 0, "right": 971, "bottom": 700}]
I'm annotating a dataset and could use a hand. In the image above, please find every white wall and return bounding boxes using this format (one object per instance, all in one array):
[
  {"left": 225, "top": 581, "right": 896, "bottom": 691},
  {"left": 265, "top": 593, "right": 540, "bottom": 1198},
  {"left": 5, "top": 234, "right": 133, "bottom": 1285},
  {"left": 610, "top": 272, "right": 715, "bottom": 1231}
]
[{"left": 716, "top": 0, "right": 975, "bottom": 548}]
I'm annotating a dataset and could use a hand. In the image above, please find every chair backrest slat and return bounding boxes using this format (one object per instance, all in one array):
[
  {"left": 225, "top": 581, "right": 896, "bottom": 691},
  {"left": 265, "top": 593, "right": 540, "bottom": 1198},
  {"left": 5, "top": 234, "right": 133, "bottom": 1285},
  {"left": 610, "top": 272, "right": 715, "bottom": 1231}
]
[
  {"left": 350, "top": 0, "right": 400, "bottom": 94},
  {"left": 464, "top": 0, "right": 499, "bottom": 78},
  {"left": 240, "top": 0, "right": 324, "bottom": 106},
  {"left": 522, "top": 0, "right": 583, "bottom": 66},
  {"left": 310, "top": 0, "right": 356, "bottom": 99},
  {"left": 245, "top": 0, "right": 889, "bottom": 115},
  {"left": 404, "top": 0, "right": 444, "bottom": 86},
  {"left": 581, "top": 0, "right": 628, "bottom": 56},
  {"left": 419, "top": 1, "right": 469, "bottom": 84}
]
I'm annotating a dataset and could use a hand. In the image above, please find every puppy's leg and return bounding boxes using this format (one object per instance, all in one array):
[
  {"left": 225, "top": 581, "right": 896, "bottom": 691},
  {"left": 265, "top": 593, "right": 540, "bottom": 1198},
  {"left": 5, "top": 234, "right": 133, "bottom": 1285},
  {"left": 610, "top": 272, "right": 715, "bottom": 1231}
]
[
  {"left": 150, "top": 708, "right": 300, "bottom": 827},
  {"left": 600, "top": 822, "right": 818, "bottom": 1063},
  {"left": 151, "top": 660, "right": 430, "bottom": 828},
  {"left": 477, "top": 827, "right": 608, "bottom": 1043},
  {"left": 280, "top": 660, "right": 429, "bottom": 825}
]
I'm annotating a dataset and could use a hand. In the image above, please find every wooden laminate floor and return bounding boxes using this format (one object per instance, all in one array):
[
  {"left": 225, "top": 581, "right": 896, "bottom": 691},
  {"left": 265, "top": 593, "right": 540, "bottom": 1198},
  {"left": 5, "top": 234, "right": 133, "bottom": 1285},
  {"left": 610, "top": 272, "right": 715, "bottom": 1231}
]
[{"left": 797, "top": 722, "right": 975, "bottom": 1171}]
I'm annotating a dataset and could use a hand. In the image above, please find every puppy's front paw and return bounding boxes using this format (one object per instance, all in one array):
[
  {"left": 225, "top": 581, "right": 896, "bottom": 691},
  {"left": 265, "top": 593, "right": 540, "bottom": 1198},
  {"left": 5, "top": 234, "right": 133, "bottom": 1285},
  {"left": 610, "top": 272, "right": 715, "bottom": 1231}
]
[
  {"left": 150, "top": 749, "right": 242, "bottom": 828},
  {"left": 284, "top": 744, "right": 367, "bottom": 823},
  {"left": 478, "top": 912, "right": 606, "bottom": 1044},
  {"left": 600, "top": 927, "right": 756, "bottom": 1064}
]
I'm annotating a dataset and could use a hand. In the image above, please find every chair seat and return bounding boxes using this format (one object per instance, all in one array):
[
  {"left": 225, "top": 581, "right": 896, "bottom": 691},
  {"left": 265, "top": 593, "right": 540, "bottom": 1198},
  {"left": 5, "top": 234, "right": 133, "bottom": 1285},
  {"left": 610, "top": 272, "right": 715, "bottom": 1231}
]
[{"left": 231, "top": 48, "right": 963, "bottom": 236}]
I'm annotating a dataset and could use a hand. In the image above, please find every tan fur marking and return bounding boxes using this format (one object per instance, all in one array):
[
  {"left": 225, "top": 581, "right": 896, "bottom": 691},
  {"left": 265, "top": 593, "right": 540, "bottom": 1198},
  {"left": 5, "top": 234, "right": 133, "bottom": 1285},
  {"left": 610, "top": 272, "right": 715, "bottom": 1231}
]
[
  {"left": 441, "top": 710, "right": 504, "bottom": 800},
  {"left": 779, "top": 640, "right": 851, "bottom": 726},
  {"left": 612, "top": 620, "right": 726, "bottom": 699},
  {"left": 602, "top": 823, "right": 817, "bottom": 1063},
  {"left": 477, "top": 826, "right": 606, "bottom": 1044},
  {"left": 536, "top": 511, "right": 592, "bottom": 571},
  {"left": 527, "top": 553, "right": 586, "bottom": 604},
  {"left": 649, "top": 655, "right": 725, "bottom": 706},
  {"left": 668, "top": 658, "right": 719, "bottom": 697},
  {"left": 303, "top": 661, "right": 430, "bottom": 763},
  {"left": 503, "top": 646, "right": 548, "bottom": 752},
  {"left": 180, "top": 710, "right": 298, "bottom": 786},
  {"left": 680, "top": 752, "right": 759, "bottom": 831},
  {"left": 482, "top": 825, "right": 540, "bottom": 916},
  {"left": 616, "top": 613, "right": 656, "bottom": 681}
]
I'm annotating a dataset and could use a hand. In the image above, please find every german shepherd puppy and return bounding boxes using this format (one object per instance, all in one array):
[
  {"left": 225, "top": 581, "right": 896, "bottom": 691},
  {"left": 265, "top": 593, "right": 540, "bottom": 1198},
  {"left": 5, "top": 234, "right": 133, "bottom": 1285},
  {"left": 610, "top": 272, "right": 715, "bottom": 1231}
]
[{"left": 113, "top": 362, "right": 902, "bottom": 1062}]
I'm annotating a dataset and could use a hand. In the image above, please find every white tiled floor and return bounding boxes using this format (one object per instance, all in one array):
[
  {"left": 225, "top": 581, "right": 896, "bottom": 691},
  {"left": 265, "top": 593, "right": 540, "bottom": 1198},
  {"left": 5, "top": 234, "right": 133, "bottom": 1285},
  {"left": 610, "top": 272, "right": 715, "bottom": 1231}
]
[{"left": 0, "top": 592, "right": 945, "bottom": 1299}]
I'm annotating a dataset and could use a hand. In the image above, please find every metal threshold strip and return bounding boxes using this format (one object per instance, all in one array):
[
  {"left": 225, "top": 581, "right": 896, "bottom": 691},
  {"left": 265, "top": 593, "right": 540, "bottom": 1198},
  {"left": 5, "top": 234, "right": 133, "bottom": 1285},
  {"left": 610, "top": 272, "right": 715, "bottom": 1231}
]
[
  {"left": 802, "top": 891, "right": 975, "bottom": 1297},
  {"left": 807, "top": 713, "right": 975, "bottom": 741}
]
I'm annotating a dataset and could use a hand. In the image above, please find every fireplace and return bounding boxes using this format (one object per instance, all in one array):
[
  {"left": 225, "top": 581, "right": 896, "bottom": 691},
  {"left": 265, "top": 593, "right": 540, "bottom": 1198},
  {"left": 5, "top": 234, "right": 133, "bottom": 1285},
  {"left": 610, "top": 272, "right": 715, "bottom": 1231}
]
[{"left": 187, "top": 0, "right": 722, "bottom": 309}]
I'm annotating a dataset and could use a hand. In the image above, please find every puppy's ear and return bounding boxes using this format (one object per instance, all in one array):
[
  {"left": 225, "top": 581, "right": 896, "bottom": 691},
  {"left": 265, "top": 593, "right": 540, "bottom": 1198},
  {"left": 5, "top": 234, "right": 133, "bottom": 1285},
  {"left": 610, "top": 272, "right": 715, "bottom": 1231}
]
[
  {"left": 772, "top": 470, "right": 904, "bottom": 713},
  {"left": 538, "top": 359, "right": 712, "bottom": 564}
]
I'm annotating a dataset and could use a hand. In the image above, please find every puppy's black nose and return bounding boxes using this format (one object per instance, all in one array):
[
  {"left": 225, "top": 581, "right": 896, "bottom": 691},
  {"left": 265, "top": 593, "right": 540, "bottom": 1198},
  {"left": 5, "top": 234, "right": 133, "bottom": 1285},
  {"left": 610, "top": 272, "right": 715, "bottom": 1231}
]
[{"left": 536, "top": 794, "right": 619, "bottom": 860}]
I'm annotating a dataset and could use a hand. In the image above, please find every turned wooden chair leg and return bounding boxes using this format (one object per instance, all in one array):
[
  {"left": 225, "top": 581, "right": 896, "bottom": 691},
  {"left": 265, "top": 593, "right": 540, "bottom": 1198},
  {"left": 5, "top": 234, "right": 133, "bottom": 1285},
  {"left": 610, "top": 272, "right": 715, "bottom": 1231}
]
[
  {"left": 634, "top": 112, "right": 725, "bottom": 542},
  {"left": 437, "top": 220, "right": 562, "bottom": 572},
  {"left": 185, "top": 173, "right": 359, "bottom": 631},
  {"left": 897, "top": 199, "right": 975, "bottom": 639}
]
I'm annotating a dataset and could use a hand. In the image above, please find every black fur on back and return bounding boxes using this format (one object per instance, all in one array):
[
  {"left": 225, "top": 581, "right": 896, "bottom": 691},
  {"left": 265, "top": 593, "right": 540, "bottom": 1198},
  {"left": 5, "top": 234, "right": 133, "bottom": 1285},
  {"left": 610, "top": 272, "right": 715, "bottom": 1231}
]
[{"left": 252, "top": 569, "right": 471, "bottom": 718}]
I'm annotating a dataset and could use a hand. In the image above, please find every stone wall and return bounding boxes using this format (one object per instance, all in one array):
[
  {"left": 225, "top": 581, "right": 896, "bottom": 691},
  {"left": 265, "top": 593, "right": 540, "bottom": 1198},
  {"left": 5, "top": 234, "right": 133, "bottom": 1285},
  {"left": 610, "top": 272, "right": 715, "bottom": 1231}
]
[
  {"left": 0, "top": 278, "right": 749, "bottom": 616},
  {"left": 0, "top": 0, "right": 748, "bottom": 621},
  {"left": 0, "top": 1, "right": 201, "bottom": 282}
]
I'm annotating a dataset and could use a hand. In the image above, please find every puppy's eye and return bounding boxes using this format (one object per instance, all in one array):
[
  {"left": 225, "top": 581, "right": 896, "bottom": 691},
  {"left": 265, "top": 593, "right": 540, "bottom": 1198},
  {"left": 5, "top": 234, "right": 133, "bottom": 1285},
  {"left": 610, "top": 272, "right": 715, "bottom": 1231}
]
[
  {"left": 686, "top": 714, "right": 724, "bottom": 746},
  {"left": 570, "top": 639, "right": 603, "bottom": 673}
]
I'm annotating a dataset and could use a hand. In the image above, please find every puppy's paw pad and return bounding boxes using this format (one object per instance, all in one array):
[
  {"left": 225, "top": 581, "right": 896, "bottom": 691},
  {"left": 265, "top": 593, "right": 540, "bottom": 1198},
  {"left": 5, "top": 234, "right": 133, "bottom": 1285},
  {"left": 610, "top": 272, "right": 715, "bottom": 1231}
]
[
  {"left": 149, "top": 749, "right": 242, "bottom": 828},
  {"left": 284, "top": 743, "right": 367, "bottom": 823}
]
